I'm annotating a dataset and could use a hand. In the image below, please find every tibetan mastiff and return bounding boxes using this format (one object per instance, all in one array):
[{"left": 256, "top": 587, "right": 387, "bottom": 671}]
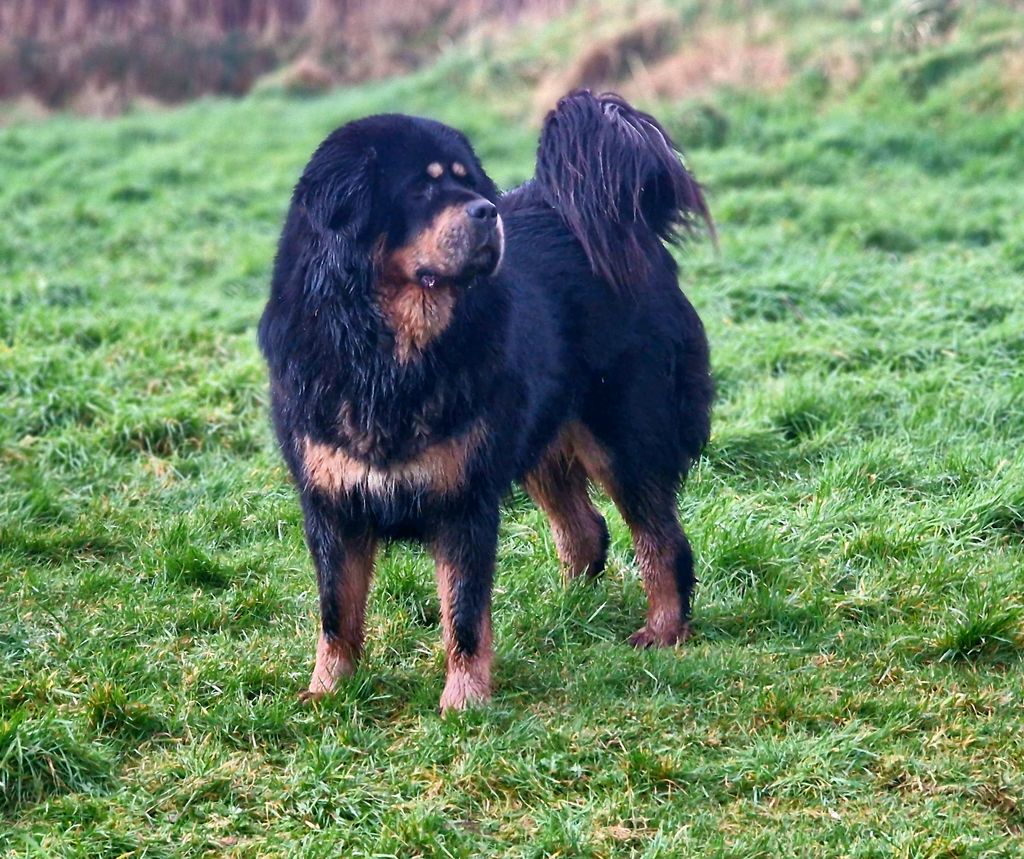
[{"left": 258, "top": 90, "right": 714, "bottom": 711}]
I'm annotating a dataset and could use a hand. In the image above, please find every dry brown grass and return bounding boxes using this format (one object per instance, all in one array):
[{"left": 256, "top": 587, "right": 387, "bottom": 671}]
[
  {"left": 0, "top": 0, "right": 570, "bottom": 113},
  {"left": 279, "top": 55, "right": 335, "bottom": 95},
  {"left": 560, "top": 14, "right": 680, "bottom": 90},
  {"left": 1002, "top": 45, "right": 1024, "bottom": 108},
  {"left": 533, "top": 12, "right": 680, "bottom": 116},
  {"left": 626, "top": 23, "right": 791, "bottom": 101},
  {"left": 533, "top": 11, "right": 792, "bottom": 116}
]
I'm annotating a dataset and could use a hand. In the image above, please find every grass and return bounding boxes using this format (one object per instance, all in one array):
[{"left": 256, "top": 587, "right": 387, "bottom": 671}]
[{"left": 2, "top": 5, "right": 1024, "bottom": 856}]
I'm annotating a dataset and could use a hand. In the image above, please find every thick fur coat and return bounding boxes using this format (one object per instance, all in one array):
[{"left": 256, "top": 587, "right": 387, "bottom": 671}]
[{"left": 258, "top": 91, "right": 713, "bottom": 710}]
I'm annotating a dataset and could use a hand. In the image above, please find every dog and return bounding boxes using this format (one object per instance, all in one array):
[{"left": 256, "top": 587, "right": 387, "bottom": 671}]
[{"left": 258, "top": 90, "right": 714, "bottom": 711}]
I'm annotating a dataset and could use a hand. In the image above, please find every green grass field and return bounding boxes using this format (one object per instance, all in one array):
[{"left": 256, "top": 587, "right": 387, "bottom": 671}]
[{"left": 3, "top": 5, "right": 1024, "bottom": 855}]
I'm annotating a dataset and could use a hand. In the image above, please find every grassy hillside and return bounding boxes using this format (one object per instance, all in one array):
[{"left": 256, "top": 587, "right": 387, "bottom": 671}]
[
  {"left": 0, "top": 0, "right": 568, "bottom": 113},
  {"left": 2, "top": 2, "right": 1024, "bottom": 856}
]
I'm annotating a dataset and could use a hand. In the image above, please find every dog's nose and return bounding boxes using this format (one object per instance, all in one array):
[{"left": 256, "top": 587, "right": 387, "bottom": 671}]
[{"left": 466, "top": 200, "right": 497, "bottom": 220}]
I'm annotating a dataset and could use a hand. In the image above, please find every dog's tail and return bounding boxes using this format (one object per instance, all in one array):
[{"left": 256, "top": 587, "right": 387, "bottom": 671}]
[{"left": 534, "top": 90, "right": 714, "bottom": 293}]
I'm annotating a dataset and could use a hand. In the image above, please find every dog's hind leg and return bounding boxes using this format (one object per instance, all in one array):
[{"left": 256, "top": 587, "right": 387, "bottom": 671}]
[
  {"left": 590, "top": 463, "right": 695, "bottom": 648},
  {"left": 563, "top": 422, "right": 694, "bottom": 647},
  {"left": 524, "top": 436, "right": 610, "bottom": 583},
  {"left": 617, "top": 491, "right": 695, "bottom": 648},
  {"left": 299, "top": 496, "right": 377, "bottom": 701},
  {"left": 432, "top": 502, "right": 500, "bottom": 712}
]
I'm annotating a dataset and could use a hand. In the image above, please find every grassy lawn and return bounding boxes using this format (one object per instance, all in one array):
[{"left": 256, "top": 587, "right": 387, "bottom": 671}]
[{"left": 3, "top": 14, "right": 1024, "bottom": 857}]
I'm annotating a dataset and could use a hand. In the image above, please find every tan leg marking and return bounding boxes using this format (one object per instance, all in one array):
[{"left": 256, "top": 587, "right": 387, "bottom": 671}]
[
  {"left": 554, "top": 423, "right": 689, "bottom": 647},
  {"left": 525, "top": 425, "right": 607, "bottom": 581},
  {"left": 435, "top": 558, "right": 493, "bottom": 712},
  {"left": 302, "top": 632, "right": 356, "bottom": 701},
  {"left": 300, "top": 420, "right": 486, "bottom": 500},
  {"left": 562, "top": 421, "right": 615, "bottom": 493},
  {"left": 300, "top": 534, "right": 376, "bottom": 702},
  {"left": 628, "top": 528, "right": 689, "bottom": 648}
]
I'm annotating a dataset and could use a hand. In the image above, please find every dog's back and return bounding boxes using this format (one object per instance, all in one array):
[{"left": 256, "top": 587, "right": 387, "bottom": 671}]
[{"left": 501, "top": 89, "right": 714, "bottom": 470}]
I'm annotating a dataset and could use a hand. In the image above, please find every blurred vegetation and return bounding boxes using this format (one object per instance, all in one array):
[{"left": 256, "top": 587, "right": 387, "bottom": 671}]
[
  {"left": 3, "top": 0, "right": 1022, "bottom": 118},
  {"left": 2, "top": 0, "right": 1024, "bottom": 856},
  {"left": 0, "top": 0, "right": 569, "bottom": 114}
]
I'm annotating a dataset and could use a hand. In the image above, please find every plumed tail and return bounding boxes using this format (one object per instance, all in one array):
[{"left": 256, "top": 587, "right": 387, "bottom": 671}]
[{"left": 535, "top": 90, "right": 715, "bottom": 293}]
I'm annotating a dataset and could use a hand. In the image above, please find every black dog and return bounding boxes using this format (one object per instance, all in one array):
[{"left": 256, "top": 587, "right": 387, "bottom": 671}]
[{"left": 258, "top": 91, "right": 713, "bottom": 711}]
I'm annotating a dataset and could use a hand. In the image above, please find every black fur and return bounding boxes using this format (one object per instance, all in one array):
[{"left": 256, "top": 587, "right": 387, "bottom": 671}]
[
  {"left": 535, "top": 90, "right": 715, "bottom": 293},
  {"left": 259, "top": 90, "right": 714, "bottom": 706}
]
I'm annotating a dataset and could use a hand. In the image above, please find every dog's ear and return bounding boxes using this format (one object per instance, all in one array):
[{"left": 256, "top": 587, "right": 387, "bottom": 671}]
[{"left": 295, "top": 137, "right": 378, "bottom": 243}]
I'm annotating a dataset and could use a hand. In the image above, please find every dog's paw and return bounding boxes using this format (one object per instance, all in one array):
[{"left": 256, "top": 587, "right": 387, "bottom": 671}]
[
  {"left": 302, "top": 634, "right": 356, "bottom": 703},
  {"left": 299, "top": 661, "right": 353, "bottom": 704},
  {"left": 628, "top": 622, "right": 691, "bottom": 649},
  {"left": 439, "top": 673, "right": 491, "bottom": 714}
]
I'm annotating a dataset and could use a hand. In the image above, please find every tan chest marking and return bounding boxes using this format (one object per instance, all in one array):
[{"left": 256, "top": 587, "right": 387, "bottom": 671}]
[
  {"left": 375, "top": 204, "right": 470, "bottom": 363},
  {"left": 301, "top": 419, "right": 486, "bottom": 498},
  {"left": 378, "top": 280, "right": 456, "bottom": 363}
]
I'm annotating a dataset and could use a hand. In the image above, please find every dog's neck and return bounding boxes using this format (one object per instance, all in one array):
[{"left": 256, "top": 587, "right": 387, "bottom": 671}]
[{"left": 375, "top": 274, "right": 458, "bottom": 365}]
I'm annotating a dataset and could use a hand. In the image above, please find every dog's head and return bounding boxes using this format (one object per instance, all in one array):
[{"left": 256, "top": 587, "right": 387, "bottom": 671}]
[{"left": 292, "top": 114, "right": 503, "bottom": 293}]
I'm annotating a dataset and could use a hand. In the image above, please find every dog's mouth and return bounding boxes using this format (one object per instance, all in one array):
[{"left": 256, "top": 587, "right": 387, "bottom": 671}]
[
  {"left": 403, "top": 208, "right": 504, "bottom": 290},
  {"left": 416, "top": 269, "right": 441, "bottom": 289},
  {"left": 415, "top": 242, "right": 501, "bottom": 289}
]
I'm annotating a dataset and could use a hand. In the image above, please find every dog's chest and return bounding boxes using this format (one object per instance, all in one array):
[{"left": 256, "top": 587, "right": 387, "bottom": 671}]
[
  {"left": 300, "top": 411, "right": 485, "bottom": 504},
  {"left": 335, "top": 397, "right": 440, "bottom": 462},
  {"left": 297, "top": 373, "right": 486, "bottom": 503}
]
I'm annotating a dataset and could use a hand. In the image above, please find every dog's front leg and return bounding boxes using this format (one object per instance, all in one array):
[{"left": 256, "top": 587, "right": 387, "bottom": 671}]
[
  {"left": 432, "top": 503, "right": 499, "bottom": 712},
  {"left": 299, "top": 494, "right": 376, "bottom": 701}
]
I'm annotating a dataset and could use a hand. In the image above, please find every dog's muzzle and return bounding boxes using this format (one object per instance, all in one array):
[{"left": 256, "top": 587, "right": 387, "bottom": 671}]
[{"left": 463, "top": 200, "right": 503, "bottom": 278}]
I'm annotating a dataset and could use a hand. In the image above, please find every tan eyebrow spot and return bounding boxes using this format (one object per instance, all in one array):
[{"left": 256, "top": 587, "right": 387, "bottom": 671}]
[
  {"left": 426, "top": 162, "right": 444, "bottom": 178},
  {"left": 451, "top": 162, "right": 467, "bottom": 178}
]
